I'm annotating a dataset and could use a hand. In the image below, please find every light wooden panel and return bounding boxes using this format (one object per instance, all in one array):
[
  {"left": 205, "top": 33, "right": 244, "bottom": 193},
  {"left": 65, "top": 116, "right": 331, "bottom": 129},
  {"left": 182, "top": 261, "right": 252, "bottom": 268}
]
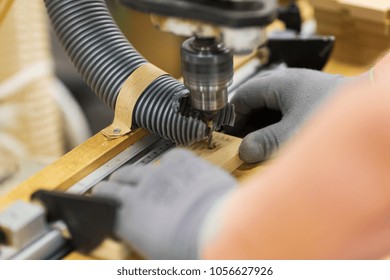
[
  {"left": 311, "top": 0, "right": 390, "bottom": 65},
  {"left": 184, "top": 132, "right": 243, "bottom": 173}
]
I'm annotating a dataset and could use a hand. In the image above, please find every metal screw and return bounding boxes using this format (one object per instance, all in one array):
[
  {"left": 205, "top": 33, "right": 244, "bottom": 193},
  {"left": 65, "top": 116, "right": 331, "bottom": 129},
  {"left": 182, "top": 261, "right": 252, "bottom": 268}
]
[{"left": 113, "top": 128, "right": 121, "bottom": 134}]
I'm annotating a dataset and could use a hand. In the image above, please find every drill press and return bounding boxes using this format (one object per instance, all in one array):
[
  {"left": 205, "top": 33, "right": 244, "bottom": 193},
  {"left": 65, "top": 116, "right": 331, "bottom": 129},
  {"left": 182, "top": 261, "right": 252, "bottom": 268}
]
[{"left": 121, "top": 0, "right": 277, "bottom": 147}]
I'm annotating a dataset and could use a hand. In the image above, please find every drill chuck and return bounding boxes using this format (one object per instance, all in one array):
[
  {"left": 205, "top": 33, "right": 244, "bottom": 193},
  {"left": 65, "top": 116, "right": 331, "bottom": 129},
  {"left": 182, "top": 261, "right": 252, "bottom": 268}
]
[{"left": 181, "top": 37, "right": 233, "bottom": 113}]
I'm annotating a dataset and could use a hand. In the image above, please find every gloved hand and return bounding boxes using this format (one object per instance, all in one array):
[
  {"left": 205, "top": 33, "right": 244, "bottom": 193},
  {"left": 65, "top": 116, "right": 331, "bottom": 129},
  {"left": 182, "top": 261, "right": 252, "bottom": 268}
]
[
  {"left": 231, "top": 68, "right": 351, "bottom": 163},
  {"left": 93, "top": 149, "right": 236, "bottom": 260}
]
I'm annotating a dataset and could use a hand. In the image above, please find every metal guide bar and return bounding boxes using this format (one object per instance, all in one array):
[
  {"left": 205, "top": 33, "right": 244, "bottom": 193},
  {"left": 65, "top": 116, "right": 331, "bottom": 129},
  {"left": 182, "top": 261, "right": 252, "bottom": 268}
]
[
  {"left": 129, "top": 138, "right": 175, "bottom": 166},
  {"left": 67, "top": 134, "right": 174, "bottom": 195}
]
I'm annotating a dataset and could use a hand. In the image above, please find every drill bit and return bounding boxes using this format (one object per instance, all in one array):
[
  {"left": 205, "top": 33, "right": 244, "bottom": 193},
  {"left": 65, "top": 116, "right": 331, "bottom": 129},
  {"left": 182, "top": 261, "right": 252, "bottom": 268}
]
[{"left": 207, "top": 120, "right": 215, "bottom": 149}]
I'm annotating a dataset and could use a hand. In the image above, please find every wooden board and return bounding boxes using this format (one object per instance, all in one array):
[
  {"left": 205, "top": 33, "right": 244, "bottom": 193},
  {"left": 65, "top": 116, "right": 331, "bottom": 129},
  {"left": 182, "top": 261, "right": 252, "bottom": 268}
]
[
  {"left": 311, "top": 0, "right": 390, "bottom": 65},
  {"left": 309, "top": 0, "right": 342, "bottom": 12},
  {"left": 184, "top": 132, "right": 243, "bottom": 173},
  {"left": 0, "top": 130, "right": 243, "bottom": 212},
  {"left": 0, "top": 129, "right": 148, "bottom": 211},
  {"left": 338, "top": 0, "right": 390, "bottom": 23}
]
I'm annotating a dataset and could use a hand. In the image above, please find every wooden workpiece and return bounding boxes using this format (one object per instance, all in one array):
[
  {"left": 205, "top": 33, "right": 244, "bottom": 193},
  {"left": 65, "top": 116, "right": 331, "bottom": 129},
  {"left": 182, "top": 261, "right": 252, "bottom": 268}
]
[
  {"left": 338, "top": 0, "right": 390, "bottom": 23},
  {"left": 184, "top": 132, "right": 243, "bottom": 173},
  {"left": 310, "top": 0, "right": 390, "bottom": 66},
  {"left": 0, "top": 130, "right": 244, "bottom": 212},
  {"left": 0, "top": 129, "right": 147, "bottom": 211}
]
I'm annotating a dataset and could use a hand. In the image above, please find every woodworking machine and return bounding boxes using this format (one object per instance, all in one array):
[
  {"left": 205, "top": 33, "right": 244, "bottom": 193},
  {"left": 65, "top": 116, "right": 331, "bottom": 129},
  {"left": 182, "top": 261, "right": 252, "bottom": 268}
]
[
  {"left": 0, "top": 0, "right": 336, "bottom": 259},
  {"left": 121, "top": 0, "right": 277, "bottom": 147}
]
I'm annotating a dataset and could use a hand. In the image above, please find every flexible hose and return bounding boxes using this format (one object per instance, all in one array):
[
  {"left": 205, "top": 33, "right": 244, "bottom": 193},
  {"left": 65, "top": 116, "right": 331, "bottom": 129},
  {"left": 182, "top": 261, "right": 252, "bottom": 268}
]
[{"left": 44, "top": 0, "right": 213, "bottom": 146}]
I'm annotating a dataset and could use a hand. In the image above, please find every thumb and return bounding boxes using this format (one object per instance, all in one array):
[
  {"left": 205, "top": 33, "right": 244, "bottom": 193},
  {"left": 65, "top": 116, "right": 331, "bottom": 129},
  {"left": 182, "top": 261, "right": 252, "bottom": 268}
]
[{"left": 239, "top": 121, "right": 291, "bottom": 163}]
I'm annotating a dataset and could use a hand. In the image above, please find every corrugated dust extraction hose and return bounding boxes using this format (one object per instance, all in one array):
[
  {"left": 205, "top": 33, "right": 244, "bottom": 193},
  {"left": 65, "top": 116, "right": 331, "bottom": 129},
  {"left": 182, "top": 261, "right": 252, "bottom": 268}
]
[{"left": 44, "top": 0, "right": 210, "bottom": 146}]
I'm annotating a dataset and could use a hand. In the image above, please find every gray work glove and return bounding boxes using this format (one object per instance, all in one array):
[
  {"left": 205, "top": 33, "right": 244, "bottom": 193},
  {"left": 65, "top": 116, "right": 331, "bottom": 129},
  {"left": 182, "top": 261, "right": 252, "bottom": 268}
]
[
  {"left": 93, "top": 149, "right": 236, "bottom": 260},
  {"left": 231, "top": 68, "right": 350, "bottom": 163}
]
